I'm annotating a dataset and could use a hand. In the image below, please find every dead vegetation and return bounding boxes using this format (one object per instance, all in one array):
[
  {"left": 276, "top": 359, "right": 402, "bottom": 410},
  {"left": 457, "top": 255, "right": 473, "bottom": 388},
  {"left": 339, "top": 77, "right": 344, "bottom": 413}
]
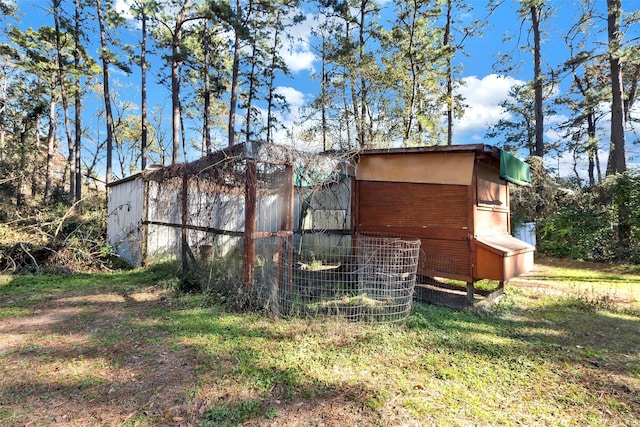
[{"left": 0, "top": 196, "right": 126, "bottom": 274}]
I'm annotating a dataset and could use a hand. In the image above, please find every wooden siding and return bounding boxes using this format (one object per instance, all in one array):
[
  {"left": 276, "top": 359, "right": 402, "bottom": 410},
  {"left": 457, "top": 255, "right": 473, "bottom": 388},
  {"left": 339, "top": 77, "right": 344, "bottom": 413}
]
[
  {"left": 475, "top": 237, "right": 535, "bottom": 281},
  {"left": 355, "top": 180, "right": 473, "bottom": 282},
  {"left": 357, "top": 152, "right": 475, "bottom": 185},
  {"left": 475, "top": 208, "right": 509, "bottom": 236},
  {"left": 476, "top": 160, "right": 508, "bottom": 208},
  {"left": 357, "top": 181, "right": 469, "bottom": 230}
]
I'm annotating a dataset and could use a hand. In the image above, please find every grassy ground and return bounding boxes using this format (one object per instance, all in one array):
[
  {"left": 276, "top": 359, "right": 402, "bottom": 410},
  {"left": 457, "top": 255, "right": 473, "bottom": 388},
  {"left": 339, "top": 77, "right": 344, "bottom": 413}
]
[{"left": 0, "top": 258, "right": 639, "bottom": 426}]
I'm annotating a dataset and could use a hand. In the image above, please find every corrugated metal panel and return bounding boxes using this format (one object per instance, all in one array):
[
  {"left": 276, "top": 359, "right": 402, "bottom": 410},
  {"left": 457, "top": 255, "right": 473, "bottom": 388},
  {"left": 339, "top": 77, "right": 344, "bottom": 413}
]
[
  {"left": 107, "top": 177, "right": 144, "bottom": 266},
  {"left": 513, "top": 222, "right": 536, "bottom": 246}
]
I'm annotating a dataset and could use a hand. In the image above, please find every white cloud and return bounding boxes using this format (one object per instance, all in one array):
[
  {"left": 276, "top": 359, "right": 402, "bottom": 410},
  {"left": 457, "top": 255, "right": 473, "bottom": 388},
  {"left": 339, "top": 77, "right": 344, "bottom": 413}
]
[
  {"left": 113, "top": 0, "right": 134, "bottom": 19},
  {"left": 281, "top": 12, "right": 317, "bottom": 74},
  {"left": 454, "top": 74, "right": 525, "bottom": 137},
  {"left": 282, "top": 48, "right": 316, "bottom": 73},
  {"left": 275, "top": 86, "right": 306, "bottom": 108}
]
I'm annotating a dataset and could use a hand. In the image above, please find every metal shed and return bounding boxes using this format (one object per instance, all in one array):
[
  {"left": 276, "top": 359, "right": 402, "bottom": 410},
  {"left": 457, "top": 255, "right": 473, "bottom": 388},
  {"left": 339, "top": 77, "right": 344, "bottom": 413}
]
[{"left": 353, "top": 144, "right": 535, "bottom": 305}]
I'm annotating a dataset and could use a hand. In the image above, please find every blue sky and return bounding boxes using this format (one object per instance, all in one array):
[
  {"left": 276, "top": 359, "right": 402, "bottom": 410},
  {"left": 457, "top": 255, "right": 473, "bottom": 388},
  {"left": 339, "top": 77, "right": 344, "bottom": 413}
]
[{"left": 8, "top": 0, "right": 640, "bottom": 180}]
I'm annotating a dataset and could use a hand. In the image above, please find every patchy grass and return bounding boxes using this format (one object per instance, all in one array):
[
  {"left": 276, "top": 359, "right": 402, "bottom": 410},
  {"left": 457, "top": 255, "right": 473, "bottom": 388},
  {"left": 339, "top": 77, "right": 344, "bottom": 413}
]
[{"left": 0, "top": 258, "right": 639, "bottom": 426}]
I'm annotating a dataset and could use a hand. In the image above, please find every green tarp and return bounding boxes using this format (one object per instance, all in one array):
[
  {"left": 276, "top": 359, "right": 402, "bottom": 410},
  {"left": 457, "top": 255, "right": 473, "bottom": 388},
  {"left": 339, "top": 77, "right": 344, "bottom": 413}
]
[
  {"left": 499, "top": 149, "right": 531, "bottom": 187},
  {"left": 294, "top": 166, "right": 348, "bottom": 187}
]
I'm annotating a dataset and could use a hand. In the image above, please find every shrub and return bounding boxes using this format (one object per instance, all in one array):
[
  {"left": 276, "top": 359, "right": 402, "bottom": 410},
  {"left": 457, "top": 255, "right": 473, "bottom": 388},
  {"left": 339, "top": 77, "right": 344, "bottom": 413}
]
[{"left": 537, "top": 169, "right": 640, "bottom": 263}]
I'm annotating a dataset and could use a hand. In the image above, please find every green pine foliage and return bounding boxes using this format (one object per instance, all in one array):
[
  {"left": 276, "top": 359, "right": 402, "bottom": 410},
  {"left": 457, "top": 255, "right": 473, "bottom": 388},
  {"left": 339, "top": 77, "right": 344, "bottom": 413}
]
[{"left": 533, "top": 169, "right": 640, "bottom": 263}]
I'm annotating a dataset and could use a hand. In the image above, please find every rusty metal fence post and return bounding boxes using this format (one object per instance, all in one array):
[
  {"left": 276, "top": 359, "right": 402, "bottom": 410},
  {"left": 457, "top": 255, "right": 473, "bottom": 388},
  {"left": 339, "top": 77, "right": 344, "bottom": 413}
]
[{"left": 243, "top": 159, "right": 257, "bottom": 290}]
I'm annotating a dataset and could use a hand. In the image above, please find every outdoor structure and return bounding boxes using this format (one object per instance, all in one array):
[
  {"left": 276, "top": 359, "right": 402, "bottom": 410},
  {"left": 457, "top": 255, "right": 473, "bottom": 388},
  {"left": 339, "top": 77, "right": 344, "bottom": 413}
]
[
  {"left": 354, "top": 144, "right": 535, "bottom": 305},
  {"left": 107, "top": 144, "right": 249, "bottom": 268},
  {"left": 107, "top": 143, "right": 534, "bottom": 314},
  {"left": 107, "top": 144, "right": 423, "bottom": 323}
]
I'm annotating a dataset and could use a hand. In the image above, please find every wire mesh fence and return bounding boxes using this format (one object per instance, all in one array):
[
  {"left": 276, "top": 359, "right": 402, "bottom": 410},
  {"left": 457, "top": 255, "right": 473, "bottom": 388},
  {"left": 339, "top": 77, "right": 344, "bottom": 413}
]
[
  {"left": 110, "top": 143, "right": 475, "bottom": 319},
  {"left": 260, "top": 232, "right": 421, "bottom": 323}
]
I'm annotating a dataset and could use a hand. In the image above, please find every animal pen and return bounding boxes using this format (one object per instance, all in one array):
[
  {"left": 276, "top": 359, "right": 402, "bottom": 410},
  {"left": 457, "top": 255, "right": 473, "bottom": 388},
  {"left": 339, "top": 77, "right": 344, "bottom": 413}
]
[
  {"left": 107, "top": 143, "right": 535, "bottom": 320},
  {"left": 107, "top": 144, "right": 422, "bottom": 323}
]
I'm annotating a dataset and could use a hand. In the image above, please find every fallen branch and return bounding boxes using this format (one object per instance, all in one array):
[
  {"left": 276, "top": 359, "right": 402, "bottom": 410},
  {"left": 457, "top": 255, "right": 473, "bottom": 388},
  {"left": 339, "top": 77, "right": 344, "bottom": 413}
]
[
  {"left": 53, "top": 197, "right": 87, "bottom": 239},
  {"left": 19, "top": 242, "right": 39, "bottom": 270}
]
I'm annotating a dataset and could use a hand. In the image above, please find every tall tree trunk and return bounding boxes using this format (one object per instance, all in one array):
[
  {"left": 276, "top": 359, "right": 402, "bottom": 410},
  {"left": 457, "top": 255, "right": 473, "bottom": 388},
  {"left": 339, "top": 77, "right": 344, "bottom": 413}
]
[
  {"left": 345, "top": 17, "right": 362, "bottom": 149},
  {"left": 96, "top": 0, "right": 115, "bottom": 184},
  {"left": 606, "top": 0, "right": 626, "bottom": 175},
  {"left": 320, "top": 36, "right": 328, "bottom": 151},
  {"left": 0, "top": 64, "right": 6, "bottom": 162},
  {"left": 228, "top": 11, "right": 241, "bottom": 147},
  {"left": 403, "top": 5, "right": 418, "bottom": 143},
  {"left": 265, "top": 10, "right": 282, "bottom": 145},
  {"left": 444, "top": 0, "right": 453, "bottom": 146},
  {"left": 587, "top": 115, "right": 597, "bottom": 187},
  {"left": 16, "top": 123, "right": 28, "bottom": 208},
  {"left": 606, "top": 0, "right": 630, "bottom": 256},
  {"left": 74, "top": 0, "right": 82, "bottom": 201},
  {"left": 531, "top": 4, "right": 544, "bottom": 157},
  {"left": 171, "top": 1, "right": 189, "bottom": 164},
  {"left": 44, "top": 73, "right": 57, "bottom": 202},
  {"left": 141, "top": 5, "right": 148, "bottom": 169},
  {"left": 31, "top": 112, "right": 42, "bottom": 199},
  {"left": 358, "top": 0, "right": 369, "bottom": 148},
  {"left": 245, "top": 42, "right": 258, "bottom": 150},
  {"left": 202, "top": 19, "right": 211, "bottom": 155},
  {"left": 180, "top": 101, "right": 188, "bottom": 163},
  {"left": 53, "top": 0, "right": 76, "bottom": 200}
]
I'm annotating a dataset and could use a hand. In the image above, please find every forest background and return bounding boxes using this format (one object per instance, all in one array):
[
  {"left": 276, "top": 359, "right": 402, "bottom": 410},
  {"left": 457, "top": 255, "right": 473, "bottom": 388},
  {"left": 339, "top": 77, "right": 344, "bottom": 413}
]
[{"left": 1, "top": 0, "right": 640, "bottom": 271}]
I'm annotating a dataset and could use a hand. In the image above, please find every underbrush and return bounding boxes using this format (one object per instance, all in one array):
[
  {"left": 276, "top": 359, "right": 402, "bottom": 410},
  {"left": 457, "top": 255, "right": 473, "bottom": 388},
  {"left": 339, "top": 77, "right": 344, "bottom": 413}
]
[{"left": 0, "top": 194, "right": 128, "bottom": 274}]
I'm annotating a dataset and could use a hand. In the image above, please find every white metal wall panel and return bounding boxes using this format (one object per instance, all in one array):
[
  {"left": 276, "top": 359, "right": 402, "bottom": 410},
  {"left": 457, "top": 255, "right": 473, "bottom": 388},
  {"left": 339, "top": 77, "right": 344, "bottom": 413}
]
[{"left": 107, "top": 176, "right": 144, "bottom": 267}]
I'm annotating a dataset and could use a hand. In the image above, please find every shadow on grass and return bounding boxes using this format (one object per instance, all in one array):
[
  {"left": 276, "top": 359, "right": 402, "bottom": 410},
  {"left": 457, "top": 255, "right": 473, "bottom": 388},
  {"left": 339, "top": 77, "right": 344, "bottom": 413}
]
[
  {"left": 408, "top": 297, "right": 639, "bottom": 372},
  {"left": 1, "top": 263, "right": 639, "bottom": 425}
]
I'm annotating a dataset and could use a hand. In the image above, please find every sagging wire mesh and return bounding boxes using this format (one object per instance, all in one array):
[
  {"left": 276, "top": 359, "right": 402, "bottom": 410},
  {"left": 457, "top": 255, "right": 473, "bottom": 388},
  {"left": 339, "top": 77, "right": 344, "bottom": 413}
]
[
  {"left": 144, "top": 149, "right": 247, "bottom": 268},
  {"left": 261, "top": 233, "right": 421, "bottom": 323},
  {"left": 137, "top": 143, "right": 360, "bottom": 305}
]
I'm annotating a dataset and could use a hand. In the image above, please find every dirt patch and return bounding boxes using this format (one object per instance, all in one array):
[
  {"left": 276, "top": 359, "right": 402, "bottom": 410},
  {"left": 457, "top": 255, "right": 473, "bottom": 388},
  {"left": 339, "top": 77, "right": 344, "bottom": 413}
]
[{"left": 0, "top": 287, "right": 200, "bottom": 426}]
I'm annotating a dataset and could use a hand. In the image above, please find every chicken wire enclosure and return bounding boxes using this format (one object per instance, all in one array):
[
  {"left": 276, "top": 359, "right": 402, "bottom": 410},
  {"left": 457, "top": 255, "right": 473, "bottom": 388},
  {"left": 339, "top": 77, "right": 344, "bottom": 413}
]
[
  {"left": 110, "top": 143, "right": 426, "bottom": 322},
  {"left": 261, "top": 233, "right": 421, "bottom": 323}
]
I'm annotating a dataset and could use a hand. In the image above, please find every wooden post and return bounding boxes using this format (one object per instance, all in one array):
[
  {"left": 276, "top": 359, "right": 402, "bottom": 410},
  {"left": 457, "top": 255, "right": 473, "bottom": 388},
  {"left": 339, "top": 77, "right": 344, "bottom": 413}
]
[
  {"left": 243, "top": 159, "right": 257, "bottom": 290},
  {"left": 181, "top": 174, "right": 189, "bottom": 273},
  {"left": 466, "top": 281, "right": 474, "bottom": 306},
  {"left": 283, "top": 164, "right": 294, "bottom": 287}
]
